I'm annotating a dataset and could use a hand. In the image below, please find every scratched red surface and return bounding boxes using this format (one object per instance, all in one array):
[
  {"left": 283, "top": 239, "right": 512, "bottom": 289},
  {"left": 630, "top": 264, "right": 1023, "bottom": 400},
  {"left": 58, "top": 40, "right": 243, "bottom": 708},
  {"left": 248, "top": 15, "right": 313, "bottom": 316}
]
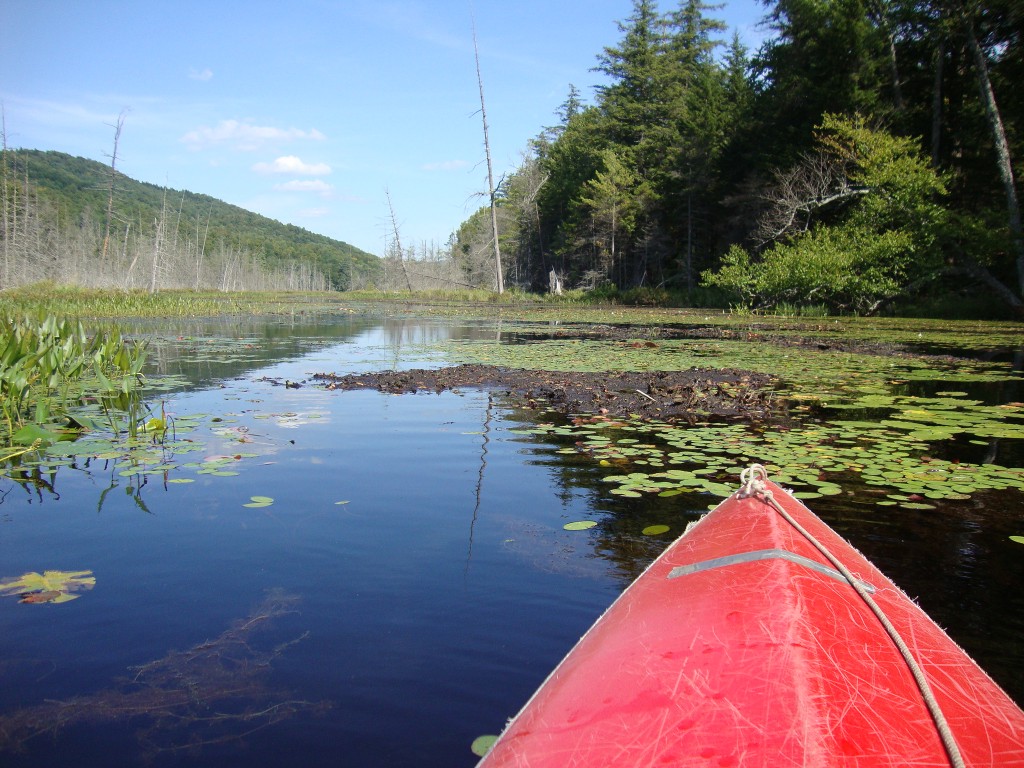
[{"left": 478, "top": 481, "right": 1024, "bottom": 767}]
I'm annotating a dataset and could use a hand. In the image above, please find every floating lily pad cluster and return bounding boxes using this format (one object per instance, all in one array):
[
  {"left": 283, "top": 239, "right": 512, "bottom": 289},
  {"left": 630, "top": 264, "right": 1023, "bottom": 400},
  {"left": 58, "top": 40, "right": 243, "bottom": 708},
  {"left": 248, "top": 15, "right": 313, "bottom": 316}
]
[
  {"left": 30, "top": 412, "right": 210, "bottom": 478},
  {"left": 468, "top": 321, "right": 1022, "bottom": 508},
  {"left": 517, "top": 410, "right": 1023, "bottom": 508},
  {"left": 0, "top": 408, "right": 272, "bottom": 499},
  {"left": 451, "top": 335, "right": 1021, "bottom": 398}
]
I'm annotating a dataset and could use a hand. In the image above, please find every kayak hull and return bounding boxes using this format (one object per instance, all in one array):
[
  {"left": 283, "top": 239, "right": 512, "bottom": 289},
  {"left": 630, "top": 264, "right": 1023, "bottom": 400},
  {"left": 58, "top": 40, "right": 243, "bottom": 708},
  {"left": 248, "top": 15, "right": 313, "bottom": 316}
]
[{"left": 478, "top": 479, "right": 1024, "bottom": 767}]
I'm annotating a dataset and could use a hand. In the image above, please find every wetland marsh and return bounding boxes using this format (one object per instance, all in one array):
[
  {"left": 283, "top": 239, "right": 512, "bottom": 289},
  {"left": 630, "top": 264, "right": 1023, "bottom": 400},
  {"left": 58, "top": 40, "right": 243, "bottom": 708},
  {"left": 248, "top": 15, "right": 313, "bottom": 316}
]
[{"left": 0, "top": 304, "right": 1021, "bottom": 766}]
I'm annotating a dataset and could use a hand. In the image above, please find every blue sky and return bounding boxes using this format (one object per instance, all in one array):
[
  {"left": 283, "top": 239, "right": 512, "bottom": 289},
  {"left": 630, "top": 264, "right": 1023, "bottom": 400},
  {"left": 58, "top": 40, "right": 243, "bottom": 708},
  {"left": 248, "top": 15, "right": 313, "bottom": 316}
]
[{"left": 2, "top": 0, "right": 770, "bottom": 256}]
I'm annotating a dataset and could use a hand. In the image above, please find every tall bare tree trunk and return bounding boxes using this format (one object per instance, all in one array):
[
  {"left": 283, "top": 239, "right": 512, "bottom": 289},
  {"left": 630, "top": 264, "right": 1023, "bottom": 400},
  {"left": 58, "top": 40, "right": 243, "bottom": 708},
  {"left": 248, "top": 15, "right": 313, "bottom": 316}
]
[
  {"left": 150, "top": 189, "right": 167, "bottom": 294},
  {"left": 471, "top": 14, "right": 503, "bottom": 294},
  {"left": 1, "top": 105, "right": 10, "bottom": 289},
  {"left": 102, "top": 110, "right": 127, "bottom": 264},
  {"left": 196, "top": 206, "right": 211, "bottom": 290},
  {"left": 963, "top": 12, "right": 1024, "bottom": 297},
  {"left": 385, "top": 188, "right": 413, "bottom": 291}
]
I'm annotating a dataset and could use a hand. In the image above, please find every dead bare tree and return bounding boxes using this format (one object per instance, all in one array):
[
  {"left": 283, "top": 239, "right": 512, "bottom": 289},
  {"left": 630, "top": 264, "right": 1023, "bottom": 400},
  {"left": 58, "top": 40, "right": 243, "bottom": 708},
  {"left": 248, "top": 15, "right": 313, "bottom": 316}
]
[
  {"left": 101, "top": 109, "right": 128, "bottom": 264},
  {"left": 385, "top": 187, "right": 413, "bottom": 291},
  {"left": 471, "top": 12, "right": 504, "bottom": 294},
  {"left": 149, "top": 189, "right": 168, "bottom": 293},
  {"left": 754, "top": 149, "right": 869, "bottom": 245},
  {"left": 1, "top": 104, "right": 10, "bottom": 288}
]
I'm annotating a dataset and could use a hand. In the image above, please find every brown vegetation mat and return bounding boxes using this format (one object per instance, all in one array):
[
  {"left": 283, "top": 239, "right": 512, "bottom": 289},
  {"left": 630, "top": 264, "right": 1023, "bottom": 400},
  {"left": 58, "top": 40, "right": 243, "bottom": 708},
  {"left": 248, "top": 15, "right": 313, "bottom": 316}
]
[{"left": 313, "top": 363, "right": 776, "bottom": 421}]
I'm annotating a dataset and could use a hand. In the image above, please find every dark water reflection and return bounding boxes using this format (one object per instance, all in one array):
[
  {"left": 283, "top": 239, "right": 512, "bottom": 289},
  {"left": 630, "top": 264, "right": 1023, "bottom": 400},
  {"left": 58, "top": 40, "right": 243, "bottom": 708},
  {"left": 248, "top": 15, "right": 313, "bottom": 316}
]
[{"left": 0, "top": 313, "right": 1021, "bottom": 767}]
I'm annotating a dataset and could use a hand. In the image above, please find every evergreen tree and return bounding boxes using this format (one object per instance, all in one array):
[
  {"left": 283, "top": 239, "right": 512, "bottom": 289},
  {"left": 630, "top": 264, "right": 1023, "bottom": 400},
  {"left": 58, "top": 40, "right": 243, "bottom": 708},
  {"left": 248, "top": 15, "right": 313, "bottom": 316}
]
[
  {"left": 753, "top": 0, "right": 893, "bottom": 161},
  {"left": 574, "top": 149, "right": 643, "bottom": 285}
]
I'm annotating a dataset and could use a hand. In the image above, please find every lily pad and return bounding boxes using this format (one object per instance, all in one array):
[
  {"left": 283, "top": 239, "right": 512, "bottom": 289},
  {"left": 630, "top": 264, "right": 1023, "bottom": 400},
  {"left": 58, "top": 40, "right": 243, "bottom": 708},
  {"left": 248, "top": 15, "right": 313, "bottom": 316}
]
[
  {"left": 641, "top": 524, "right": 671, "bottom": 536},
  {"left": 471, "top": 735, "right": 499, "bottom": 757},
  {"left": 0, "top": 570, "right": 96, "bottom": 603},
  {"left": 563, "top": 520, "right": 597, "bottom": 531}
]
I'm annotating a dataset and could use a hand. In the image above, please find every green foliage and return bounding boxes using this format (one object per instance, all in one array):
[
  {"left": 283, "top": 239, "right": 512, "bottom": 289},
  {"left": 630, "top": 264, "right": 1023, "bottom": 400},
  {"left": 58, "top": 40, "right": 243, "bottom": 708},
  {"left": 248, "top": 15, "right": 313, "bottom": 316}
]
[
  {"left": 0, "top": 285, "right": 344, "bottom": 318},
  {"left": 816, "top": 114, "right": 947, "bottom": 238},
  {"left": 0, "top": 315, "right": 147, "bottom": 446},
  {"left": 752, "top": 0, "right": 891, "bottom": 160},
  {"left": 703, "top": 116, "right": 949, "bottom": 313},
  {"left": 448, "top": 0, "right": 1024, "bottom": 314},
  {"left": 704, "top": 227, "right": 917, "bottom": 313}
]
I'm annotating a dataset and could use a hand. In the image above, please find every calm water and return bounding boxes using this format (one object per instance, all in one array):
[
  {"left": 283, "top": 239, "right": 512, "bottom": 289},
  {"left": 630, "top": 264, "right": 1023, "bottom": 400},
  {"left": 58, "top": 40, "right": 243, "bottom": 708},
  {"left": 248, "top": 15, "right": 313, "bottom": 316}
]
[{"left": 1, "top": 313, "right": 1022, "bottom": 767}]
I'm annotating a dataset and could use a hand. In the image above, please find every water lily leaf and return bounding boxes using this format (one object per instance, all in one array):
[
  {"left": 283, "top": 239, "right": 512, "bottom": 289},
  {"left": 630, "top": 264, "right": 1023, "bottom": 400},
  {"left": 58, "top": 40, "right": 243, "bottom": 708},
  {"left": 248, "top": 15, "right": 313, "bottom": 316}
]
[
  {"left": 0, "top": 570, "right": 96, "bottom": 603},
  {"left": 64, "top": 412, "right": 107, "bottom": 431},
  {"left": 471, "top": 735, "right": 499, "bottom": 757},
  {"left": 563, "top": 520, "right": 597, "bottom": 531},
  {"left": 19, "top": 590, "right": 65, "bottom": 604},
  {"left": 610, "top": 488, "right": 643, "bottom": 498},
  {"left": 12, "top": 423, "right": 59, "bottom": 446},
  {"left": 703, "top": 482, "right": 736, "bottom": 497},
  {"left": 642, "top": 524, "right": 671, "bottom": 536}
]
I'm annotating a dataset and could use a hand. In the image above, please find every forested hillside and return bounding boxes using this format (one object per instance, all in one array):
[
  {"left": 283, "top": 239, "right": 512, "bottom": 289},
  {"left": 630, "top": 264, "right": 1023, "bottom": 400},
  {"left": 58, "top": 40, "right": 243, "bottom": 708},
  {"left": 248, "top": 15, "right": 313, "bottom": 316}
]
[
  {"left": 1, "top": 149, "right": 381, "bottom": 291},
  {"left": 454, "top": 0, "right": 1024, "bottom": 315}
]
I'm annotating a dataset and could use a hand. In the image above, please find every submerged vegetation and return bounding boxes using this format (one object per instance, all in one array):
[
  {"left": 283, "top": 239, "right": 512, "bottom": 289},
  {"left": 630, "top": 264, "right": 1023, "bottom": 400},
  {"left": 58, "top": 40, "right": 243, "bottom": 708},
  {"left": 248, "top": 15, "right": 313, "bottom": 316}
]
[{"left": 0, "top": 591, "right": 326, "bottom": 758}]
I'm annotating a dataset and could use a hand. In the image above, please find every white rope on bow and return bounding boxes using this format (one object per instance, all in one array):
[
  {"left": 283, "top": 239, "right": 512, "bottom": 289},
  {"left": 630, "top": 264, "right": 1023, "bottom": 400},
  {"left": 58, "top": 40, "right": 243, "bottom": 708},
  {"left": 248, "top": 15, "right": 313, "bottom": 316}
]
[{"left": 736, "top": 464, "right": 965, "bottom": 768}]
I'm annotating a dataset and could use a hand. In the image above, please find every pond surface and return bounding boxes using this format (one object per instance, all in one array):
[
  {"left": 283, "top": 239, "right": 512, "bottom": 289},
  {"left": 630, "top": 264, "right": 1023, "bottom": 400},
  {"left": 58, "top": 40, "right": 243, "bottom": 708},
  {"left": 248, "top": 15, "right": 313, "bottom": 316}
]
[{"left": 1, "top": 311, "right": 1022, "bottom": 767}]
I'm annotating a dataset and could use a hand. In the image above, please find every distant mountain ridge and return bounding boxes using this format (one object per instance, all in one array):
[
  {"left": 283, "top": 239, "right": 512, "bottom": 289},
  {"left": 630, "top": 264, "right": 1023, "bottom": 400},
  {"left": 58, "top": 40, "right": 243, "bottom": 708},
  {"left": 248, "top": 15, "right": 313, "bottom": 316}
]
[{"left": 9, "top": 149, "right": 380, "bottom": 290}]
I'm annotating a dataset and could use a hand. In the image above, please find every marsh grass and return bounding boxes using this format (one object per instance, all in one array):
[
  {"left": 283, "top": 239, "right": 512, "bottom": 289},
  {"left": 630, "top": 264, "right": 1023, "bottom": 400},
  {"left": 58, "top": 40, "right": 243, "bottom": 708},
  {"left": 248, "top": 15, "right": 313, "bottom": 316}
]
[
  {"left": 343, "top": 287, "right": 534, "bottom": 304},
  {"left": 0, "top": 285, "right": 344, "bottom": 318}
]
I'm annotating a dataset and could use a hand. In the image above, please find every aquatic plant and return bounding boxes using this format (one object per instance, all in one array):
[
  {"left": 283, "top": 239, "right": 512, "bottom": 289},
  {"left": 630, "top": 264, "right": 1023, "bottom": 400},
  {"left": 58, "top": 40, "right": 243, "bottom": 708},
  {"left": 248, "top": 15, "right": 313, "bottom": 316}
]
[
  {"left": 0, "top": 570, "right": 96, "bottom": 604},
  {"left": 0, "top": 315, "right": 147, "bottom": 446},
  {"left": 0, "top": 591, "right": 328, "bottom": 759},
  {"left": 484, "top": 325, "right": 1023, "bottom": 506},
  {"left": 0, "top": 285, "right": 345, "bottom": 319}
]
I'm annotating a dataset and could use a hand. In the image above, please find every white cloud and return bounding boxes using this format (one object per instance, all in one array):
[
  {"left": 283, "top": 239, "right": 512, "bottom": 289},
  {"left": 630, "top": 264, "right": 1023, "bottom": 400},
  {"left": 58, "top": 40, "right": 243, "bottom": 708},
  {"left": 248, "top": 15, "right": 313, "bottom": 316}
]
[
  {"left": 188, "top": 67, "right": 214, "bottom": 81},
  {"left": 297, "top": 207, "right": 330, "bottom": 218},
  {"left": 421, "top": 159, "right": 469, "bottom": 172},
  {"left": 253, "top": 155, "right": 332, "bottom": 175},
  {"left": 180, "top": 120, "right": 326, "bottom": 150},
  {"left": 275, "top": 179, "right": 333, "bottom": 194}
]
